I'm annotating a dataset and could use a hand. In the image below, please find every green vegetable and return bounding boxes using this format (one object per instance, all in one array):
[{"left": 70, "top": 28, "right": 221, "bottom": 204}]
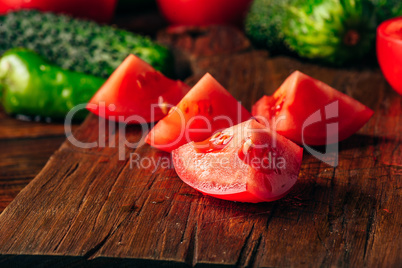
[
  {"left": 0, "top": 10, "right": 173, "bottom": 78},
  {"left": 282, "top": 0, "right": 376, "bottom": 66},
  {"left": 370, "top": 0, "right": 402, "bottom": 23},
  {"left": 244, "top": 0, "right": 293, "bottom": 54},
  {"left": 0, "top": 48, "right": 106, "bottom": 121},
  {"left": 245, "top": 0, "right": 401, "bottom": 66}
]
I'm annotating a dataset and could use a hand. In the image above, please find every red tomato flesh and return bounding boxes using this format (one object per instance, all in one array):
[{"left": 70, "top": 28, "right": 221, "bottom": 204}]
[
  {"left": 146, "top": 73, "right": 251, "bottom": 152},
  {"left": 172, "top": 119, "right": 303, "bottom": 203},
  {"left": 252, "top": 71, "right": 374, "bottom": 145},
  {"left": 87, "top": 54, "right": 190, "bottom": 123},
  {"left": 377, "top": 17, "right": 402, "bottom": 95},
  {"left": 156, "top": 0, "right": 253, "bottom": 26}
]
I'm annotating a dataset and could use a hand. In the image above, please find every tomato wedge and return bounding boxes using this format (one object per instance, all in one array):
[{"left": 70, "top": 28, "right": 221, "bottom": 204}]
[
  {"left": 87, "top": 54, "right": 190, "bottom": 123},
  {"left": 172, "top": 119, "right": 303, "bottom": 203},
  {"left": 146, "top": 73, "right": 251, "bottom": 152},
  {"left": 252, "top": 71, "right": 374, "bottom": 145}
]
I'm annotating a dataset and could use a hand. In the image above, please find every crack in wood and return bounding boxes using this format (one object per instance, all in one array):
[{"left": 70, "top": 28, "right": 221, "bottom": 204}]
[
  {"left": 235, "top": 223, "right": 255, "bottom": 267},
  {"left": 91, "top": 160, "right": 130, "bottom": 233},
  {"left": 176, "top": 186, "right": 199, "bottom": 248},
  {"left": 363, "top": 200, "right": 377, "bottom": 259},
  {"left": 317, "top": 228, "right": 330, "bottom": 253},
  {"left": 265, "top": 204, "right": 278, "bottom": 230},
  {"left": 248, "top": 234, "right": 262, "bottom": 268},
  {"left": 162, "top": 200, "right": 174, "bottom": 219},
  {"left": 83, "top": 212, "right": 131, "bottom": 260},
  {"left": 82, "top": 230, "right": 112, "bottom": 260},
  {"left": 185, "top": 222, "right": 198, "bottom": 267},
  {"left": 135, "top": 194, "right": 152, "bottom": 218},
  {"left": 32, "top": 162, "right": 79, "bottom": 201},
  {"left": 53, "top": 222, "right": 74, "bottom": 253},
  {"left": 52, "top": 163, "right": 109, "bottom": 252},
  {"left": 146, "top": 173, "right": 159, "bottom": 191},
  {"left": 179, "top": 202, "right": 192, "bottom": 244},
  {"left": 64, "top": 163, "right": 80, "bottom": 179}
]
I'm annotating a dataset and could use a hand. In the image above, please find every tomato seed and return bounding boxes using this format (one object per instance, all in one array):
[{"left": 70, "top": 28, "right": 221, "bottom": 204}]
[
  {"left": 137, "top": 74, "right": 147, "bottom": 87},
  {"left": 208, "top": 105, "right": 213, "bottom": 115},
  {"left": 209, "top": 132, "right": 222, "bottom": 141},
  {"left": 242, "top": 138, "right": 254, "bottom": 155},
  {"left": 158, "top": 96, "right": 169, "bottom": 114},
  {"left": 182, "top": 103, "right": 189, "bottom": 113},
  {"left": 270, "top": 98, "right": 285, "bottom": 116}
]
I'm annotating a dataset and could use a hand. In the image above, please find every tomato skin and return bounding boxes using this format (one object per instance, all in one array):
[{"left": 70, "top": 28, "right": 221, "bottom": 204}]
[
  {"left": 146, "top": 73, "right": 251, "bottom": 152},
  {"left": 156, "top": 0, "right": 253, "bottom": 26},
  {"left": 252, "top": 71, "right": 374, "bottom": 145},
  {"left": 0, "top": 0, "right": 117, "bottom": 23},
  {"left": 87, "top": 54, "right": 190, "bottom": 123},
  {"left": 172, "top": 119, "right": 303, "bottom": 203},
  {"left": 377, "top": 17, "right": 402, "bottom": 95}
]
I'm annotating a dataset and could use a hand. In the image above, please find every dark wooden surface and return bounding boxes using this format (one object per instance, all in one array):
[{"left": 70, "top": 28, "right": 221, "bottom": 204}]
[
  {"left": 0, "top": 107, "right": 71, "bottom": 213},
  {"left": 0, "top": 25, "right": 401, "bottom": 268}
]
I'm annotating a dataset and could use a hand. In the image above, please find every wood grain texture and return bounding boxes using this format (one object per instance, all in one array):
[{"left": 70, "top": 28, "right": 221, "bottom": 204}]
[
  {"left": 0, "top": 106, "right": 79, "bottom": 213},
  {"left": 0, "top": 26, "right": 401, "bottom": 267},
  {"left": 0, "top": 107, "right": 69, "bottom": 139},
  {"left": 0, "top": 136, "right": 66, "bottom": 212}
]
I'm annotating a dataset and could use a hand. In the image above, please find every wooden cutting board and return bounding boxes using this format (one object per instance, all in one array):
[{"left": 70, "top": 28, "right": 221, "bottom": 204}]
[{"left": 0, "top": 26, "right": 400, "bottom": 267}]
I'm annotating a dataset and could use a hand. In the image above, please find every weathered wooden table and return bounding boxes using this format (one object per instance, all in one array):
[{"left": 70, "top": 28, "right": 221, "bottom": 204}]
[{"left": 0, "top": 24, "right": 401, "bottom": 267}]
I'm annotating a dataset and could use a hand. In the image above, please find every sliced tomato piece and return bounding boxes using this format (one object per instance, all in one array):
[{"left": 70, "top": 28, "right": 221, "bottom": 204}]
[
  {"left": 87, "top": 54, "right": 190, "bottom": 123},
  {"left": 252, "top": 71, "right": 374, "bottom": 145},
  {"left": 146, "top": 73, "right": 251, "bottom": 152},
  {"left": 172, "top": 119, "right": 303, "bottom": 203}
]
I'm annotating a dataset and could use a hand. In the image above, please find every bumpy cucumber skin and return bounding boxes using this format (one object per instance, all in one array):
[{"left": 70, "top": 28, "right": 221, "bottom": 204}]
[
  {"left": 244, "top": 0, "right": 293, "bottom": 54},
  {"left": 0, "top": 49, "right": 106, "bottom": 121},
  {"left": 282, "top": 0, "right": 377, "bottom": 66},
  {"left": 0, "top": 10, "right": 173, "bottom": 78}
]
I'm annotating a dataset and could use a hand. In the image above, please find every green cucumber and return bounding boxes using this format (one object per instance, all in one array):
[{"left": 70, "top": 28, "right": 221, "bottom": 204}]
[
  {"left": 282, "top": 0, "right": 377, "bottom": 66},
  {"left": 245, "top": 0, "right": 294, "bottom": 54},
  {"left": 0, "top": 10, "right": 173, "bottom": 78}
]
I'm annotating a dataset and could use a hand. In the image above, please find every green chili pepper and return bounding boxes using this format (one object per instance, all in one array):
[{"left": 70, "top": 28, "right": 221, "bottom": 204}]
[{"left": 0, "top": 48, "right": 106, "bottom": 121}]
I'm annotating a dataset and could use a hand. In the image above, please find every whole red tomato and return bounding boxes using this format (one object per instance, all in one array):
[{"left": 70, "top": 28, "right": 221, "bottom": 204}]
[
  {"left": 156, "top": 0, "right": 253, "bottom": 26},
  {"left": 0, "top": 0, "right": 117, "bottom": 23},
  {"left": 377, "top": 17, "right": 402, "bottom": 95}
]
